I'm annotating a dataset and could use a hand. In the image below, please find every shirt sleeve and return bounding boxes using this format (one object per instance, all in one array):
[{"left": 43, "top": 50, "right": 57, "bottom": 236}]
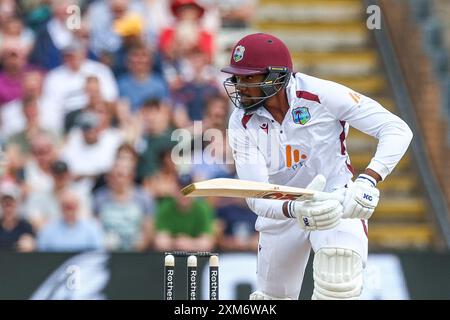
[
  {"left": 228, "top": 112, "right": 288, "bottom": 220},
  {"left": 319, "top": 80, "right": 413, "bottom": 180}
]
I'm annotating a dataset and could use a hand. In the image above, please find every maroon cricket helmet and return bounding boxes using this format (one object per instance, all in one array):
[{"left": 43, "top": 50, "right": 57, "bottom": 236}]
[
  {"left": 221, "top": 33, "right": 293, "bottom": 110},
  {"left": 221, "top": 33, "right": 293, "bottom": 76}
]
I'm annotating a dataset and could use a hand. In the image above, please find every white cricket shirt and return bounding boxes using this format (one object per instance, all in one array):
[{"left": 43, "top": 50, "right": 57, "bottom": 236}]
[{"left": 228, "top": 72, "right": 413, "bottom": 220}]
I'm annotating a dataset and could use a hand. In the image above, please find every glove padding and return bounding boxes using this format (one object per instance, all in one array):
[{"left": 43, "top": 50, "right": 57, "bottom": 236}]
[
  {"left": 288, "top": 175, "right": 343, "bottom": 231},
  {"left": 341, "top": 174, "right": 380, "bottom": 219}
]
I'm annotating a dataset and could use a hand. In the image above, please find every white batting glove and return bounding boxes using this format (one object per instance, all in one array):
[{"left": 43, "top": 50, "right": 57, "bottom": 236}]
[
  {"left": 341, "top": 174, "right": 380, "bottom": 219},
  {"left": 287, "top": 175, "right": 343, "bottom": 231}
]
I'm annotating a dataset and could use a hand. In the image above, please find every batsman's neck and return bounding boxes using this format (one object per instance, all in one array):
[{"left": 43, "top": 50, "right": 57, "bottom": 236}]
[{"left": 264, "top": 89, "right": 290, "bottom": 124}]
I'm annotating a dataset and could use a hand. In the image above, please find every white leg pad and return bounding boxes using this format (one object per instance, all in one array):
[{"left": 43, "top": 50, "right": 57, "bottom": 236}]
[
  {"left": 312, "top": 247, "right": 363, "bottom": 300},
  {"left": 249, "top": 291, "right": 293, "bottom": 300}
]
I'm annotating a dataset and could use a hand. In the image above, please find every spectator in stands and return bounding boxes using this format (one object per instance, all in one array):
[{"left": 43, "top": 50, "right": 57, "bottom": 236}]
[
  {"left": 64, "top": 76, "right": 104, "bottom": 134},
  {"left": 118, "top": 42, "right": 169, "bottom": 112},
  {"left": 0, "top": 0, "right": 16, "bottom": 25},
  {"left": 0, "top": 39, "right": 34, "bottom": 105},
  {"left": 94, "top": 158, "right": 155, "bottom": 251},
  {"left": 144, "top": 148, "right": 180, "bottom": 199},
  {"left": 159, "top": 0, "right": 215, "bottom": 96},
  {"left": 114, "top": 98, "right": 138, "bottom": 144},
  {"left": 29, "top": 0, "right": 86, "bottom": 70},
  {"left": 116, "top": 143, "right": 139, "bottom": 171},
  {"left": 172, "top": 49, "right": 221, "bottom": 122},
  {"left": 24, "top": 160, "right": 92, "bottom": 231},
  {"left": 141, "top": 0, "right": 174, "bottom": 43},
  {"left": 135, "top": 99, "right": 176, "bottom": 181},
  {"left": 65, "top": 77, "right": 128, "bottom": 139},
  {"left": 0, "top": 13, "right": 35, "bottom": 53},
  {"left": 18, "top": 0, "right": 52, "bottom": 32},
  {"left": 154, "top": 174, "right": 215, "bottom": 252},
  {"left": 190, "top": 131, "right": 234, "bottom": 182},
  {"left": 41, "top": 40, "right": 118, "bottom": 136},
  {"left": 0, "top": 182, "right": 35, "bottom": 252},
  {"left": 202, "top": 95, "right": 230, "bottom": 132},
  {"left": 61, "top": 111, "right": 124, "bottom": 193},
  {"left": 159, "top": 0, "right": 214, "bottom": 63},
  {"left": 91, "top": 142, "right": 141, "bottom": 193},
  {"left": 215, "top": 198, "right": 258, "bottom": 252},
  {"left": 0, "top": 70, "right": 47, "bottom": 140},
  {"left": 23, "top": 133, "right": 58, "bottom": 195},
  {"left": 6, "top": 96, "right": 56, "bottom": 156},
  {"left": 190, "top": 95, "right": 234, "bottom": 181},
  {"left": 36, "top": 189, "right": 103, "bottom": 252},
  {"left": 94, "top": 100, "right": 121, "bottom": 133},
  {"left": 192, "top": 0, "right": 221, "bottom": 34},
  {"left": 110, "top": 6, "right": 154, "bottom": 77},
  {"left": 216, "top": 0, "right": 256, "bottom": 28},
  {"left": 86, "top": 0, "right": 144, "bottom": 60},
  {"left": 0, "top": 144, "right": 26, "bottom": 189}
]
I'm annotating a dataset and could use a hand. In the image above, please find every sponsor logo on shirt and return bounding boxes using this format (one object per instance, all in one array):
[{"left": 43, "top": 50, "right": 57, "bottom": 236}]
[
  {"left": 285, "top": 145, "right": 307, "bottom": 169},
  {"left": 292, "top": 107, "right": 311, "bottom": 125}
]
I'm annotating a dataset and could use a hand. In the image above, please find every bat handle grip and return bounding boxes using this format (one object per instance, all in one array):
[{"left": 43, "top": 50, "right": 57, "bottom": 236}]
[{"left": 312, "top": 191, "right": 345, "bottom": 203}]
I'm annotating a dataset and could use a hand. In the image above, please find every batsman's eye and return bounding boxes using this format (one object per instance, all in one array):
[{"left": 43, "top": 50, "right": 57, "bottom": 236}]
[{"left": 230, "top": 76, "right": 237, "bottom": 83}]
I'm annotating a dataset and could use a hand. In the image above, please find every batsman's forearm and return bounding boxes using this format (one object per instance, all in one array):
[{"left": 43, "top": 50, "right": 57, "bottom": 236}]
[{"left": 363, "top": 168, "right": 382, "bottom": 183}]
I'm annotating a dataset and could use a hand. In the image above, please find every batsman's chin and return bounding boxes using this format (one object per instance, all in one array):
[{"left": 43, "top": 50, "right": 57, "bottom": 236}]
[{"left": 240, "top": 97, "right": 253, "bottom": 105}]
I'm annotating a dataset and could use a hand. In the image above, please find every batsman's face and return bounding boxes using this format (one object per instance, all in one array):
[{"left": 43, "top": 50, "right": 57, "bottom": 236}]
[{"left": 234, "top": 74, "right": 266, "bottom": 107}]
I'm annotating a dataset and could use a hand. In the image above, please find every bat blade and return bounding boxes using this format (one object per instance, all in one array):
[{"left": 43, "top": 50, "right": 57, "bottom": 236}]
[{"left": 181, "top": 178, "right": 316, "bottom": 201}]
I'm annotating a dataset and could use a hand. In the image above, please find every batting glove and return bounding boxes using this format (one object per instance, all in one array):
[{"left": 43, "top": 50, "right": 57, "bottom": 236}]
[
  {"left": 341, "top": 174, "right": 380, "bottom": 219},
  {"left": 287, "top": 175, "right": 343, "bottom": 231}
]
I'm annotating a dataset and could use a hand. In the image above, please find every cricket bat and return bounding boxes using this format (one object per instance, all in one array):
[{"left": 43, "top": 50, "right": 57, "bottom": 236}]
[{"left": 181, "top": 178, "right": 344, "bottom": 202}]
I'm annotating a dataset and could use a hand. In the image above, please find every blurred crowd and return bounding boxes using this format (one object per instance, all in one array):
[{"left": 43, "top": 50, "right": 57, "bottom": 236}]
[{"left": 0, "top": 0, "right": 259, "bottom": 253}]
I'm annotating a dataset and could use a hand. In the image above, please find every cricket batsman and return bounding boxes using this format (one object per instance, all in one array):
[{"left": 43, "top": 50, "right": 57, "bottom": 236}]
[{"left": 222, "top": 33, "right": 413, "bottom": 299}]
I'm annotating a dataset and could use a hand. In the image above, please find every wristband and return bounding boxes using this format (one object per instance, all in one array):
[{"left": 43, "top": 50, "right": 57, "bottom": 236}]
[{"left": 356, "top": 174, "right": 377, "bottom": 187}]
